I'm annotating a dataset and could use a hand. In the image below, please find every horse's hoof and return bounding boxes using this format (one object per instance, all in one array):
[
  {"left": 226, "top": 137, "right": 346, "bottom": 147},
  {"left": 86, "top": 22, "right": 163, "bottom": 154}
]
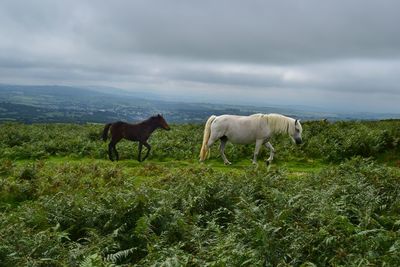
[
  {"left": 224, "top": 161, "right": 232, "bottom": 165},
  {"left": 266, "top": 161, "right": 270, "bottom": 166}
]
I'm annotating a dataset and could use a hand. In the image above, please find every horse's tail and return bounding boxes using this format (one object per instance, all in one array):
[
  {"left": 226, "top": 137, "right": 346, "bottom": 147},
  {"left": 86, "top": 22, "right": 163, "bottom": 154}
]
[
  {"left": 199, "top": 115, "right": 217, "bottom": 162},
  {"left": 102, "top": 123, "right": 112, "bottom": 141}
]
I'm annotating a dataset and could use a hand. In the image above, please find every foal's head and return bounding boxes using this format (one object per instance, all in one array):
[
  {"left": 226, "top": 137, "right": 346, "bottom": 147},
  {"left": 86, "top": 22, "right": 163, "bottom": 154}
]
[{"left": 152, "top": 114, "right": 171, "bottom": 130}]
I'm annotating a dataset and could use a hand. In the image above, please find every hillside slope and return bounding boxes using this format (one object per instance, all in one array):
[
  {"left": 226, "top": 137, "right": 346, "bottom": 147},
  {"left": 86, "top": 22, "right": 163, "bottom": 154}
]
[{"left": 0, "top": 121, "right": 400, "bottom": 266}]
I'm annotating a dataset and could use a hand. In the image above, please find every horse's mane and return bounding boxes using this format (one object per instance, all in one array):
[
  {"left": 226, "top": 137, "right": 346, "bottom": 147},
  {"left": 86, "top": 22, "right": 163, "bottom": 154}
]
[
  {"left": 139, "top": 115, "right": 159, "bottom": 124},
  {"left": 262, "top": 113, "right": 295, "bottom": 135}
]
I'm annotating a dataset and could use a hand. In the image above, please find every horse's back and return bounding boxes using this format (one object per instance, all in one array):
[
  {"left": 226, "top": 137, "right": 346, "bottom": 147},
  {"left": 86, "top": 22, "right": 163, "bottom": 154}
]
[
  {"left": 213, "top": 114, "right": 261, "bottom": 127},
  {"left": 211, "top": 114, "right": 265, "bottom": 144},
  {"left": 112, "top": 121, "right": 126, "bottom": 126},
  {"left": 111, "top": 121, "right": 136, "bottom": 136},
  {"left": 110, "top": 121, "right": 128, "bottom": 130}
]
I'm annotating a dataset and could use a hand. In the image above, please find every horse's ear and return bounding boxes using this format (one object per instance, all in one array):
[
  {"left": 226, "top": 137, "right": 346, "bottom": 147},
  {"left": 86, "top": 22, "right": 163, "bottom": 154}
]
[
  {"left": 295, "top": 119, "right": 298, "bottom": 125},
  {"left": 158, "top": 114, "right": 162, "bottom": 117}
]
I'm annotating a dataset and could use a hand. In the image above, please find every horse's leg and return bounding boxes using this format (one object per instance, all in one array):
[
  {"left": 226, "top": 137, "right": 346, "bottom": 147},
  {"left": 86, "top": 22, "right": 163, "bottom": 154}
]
[
  {"left": 138, "top": 142, "right": 143, "bottom": 162},
  {"left": 141, "top": 141, "right": 151, "bottom": 161},
  {"left": 265, "top": 141, "right": 275, "bottom": 165},
  {"left": 219, "top": 136, "right": 231, "bottom": 165},
  {"left": 252, "top": 139, "right": 264, "bottom": 164},
  {"left": 114, "top": 143, "right": 119, "bottom": 161},
  {"left": 108, "top": 142, "right": 114, "bottom": 161},
  {"left": 108, "top": 141, "right": 119, "bottom": 161},
  {"left": 205, "top": 131, "right": 221, "bottom": 161},
  {"left": 109, "top": 136, "right": 121, "bottom": 161}
]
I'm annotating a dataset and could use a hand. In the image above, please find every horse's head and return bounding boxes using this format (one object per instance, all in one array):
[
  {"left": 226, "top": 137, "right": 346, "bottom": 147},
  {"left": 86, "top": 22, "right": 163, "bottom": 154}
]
[
  {"left": 155, "top": 114, "right": 171, "bottom": 130},
  {"left": 291, "top": 119, "right": 303, "bottom": 145}
]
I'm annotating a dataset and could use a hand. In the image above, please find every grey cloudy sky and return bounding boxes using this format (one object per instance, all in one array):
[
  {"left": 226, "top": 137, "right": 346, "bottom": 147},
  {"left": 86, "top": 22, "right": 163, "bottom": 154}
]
[{"left": 1, "top": 0, "right": 400, "bottom": 113}]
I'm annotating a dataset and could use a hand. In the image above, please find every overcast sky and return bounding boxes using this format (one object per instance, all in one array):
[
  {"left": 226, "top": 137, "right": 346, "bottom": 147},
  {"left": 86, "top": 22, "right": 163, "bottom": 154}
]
[{"left": 1, "top": 0, "right": 400, "bottom": 113}]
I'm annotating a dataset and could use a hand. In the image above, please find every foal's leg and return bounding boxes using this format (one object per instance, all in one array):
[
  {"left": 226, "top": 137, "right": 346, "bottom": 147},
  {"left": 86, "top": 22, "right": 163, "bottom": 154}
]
[
  {"left": 108, "top": 141, "right": 119, "bottom": 161},
  {"left": 219, "top": 136, "right": 231, "bottom": 165},
  {"left": 113, "top": 142, "right": 119, "bottom": 161},
  {"left": 265, "top": 141, "right": 275, "bottom": 165},
  {"left": 109, "top": 136, "right": 121, "bottom": 161},
  {"left": 108, "top": 142, "right": 114, "bottom": 161},
  {"left": 141, "top": 141, "right": 151, "bottom": 162},
  {"left": 252, "top": 139, "right": 264, "bottom": 164},
  {"left": 138, "top": 142, "right": 143, "bottom": 162}
]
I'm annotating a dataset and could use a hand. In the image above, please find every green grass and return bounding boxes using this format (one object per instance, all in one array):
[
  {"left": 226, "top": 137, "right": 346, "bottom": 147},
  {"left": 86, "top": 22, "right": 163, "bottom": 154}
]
[
  {"left": 13, "top": 156, "right": 328, "bottom": 176},
  {"left": 2, "top": 156, "right": 400, "bottom": 266},
  {"left": 376, "top": 150, "right": 400, "bottom": 167},
  {"left": 1, "top": 121, "right": 400, "bottom": 266}
]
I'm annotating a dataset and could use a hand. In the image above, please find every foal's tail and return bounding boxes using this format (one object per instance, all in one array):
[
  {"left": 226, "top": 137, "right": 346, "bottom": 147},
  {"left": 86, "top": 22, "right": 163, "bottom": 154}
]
[
  {"left": 199, "top": 115, "right": 217, "bottom": 162},
  {"left": 102, "top": 123, "right": 112, "bottom": 141}
]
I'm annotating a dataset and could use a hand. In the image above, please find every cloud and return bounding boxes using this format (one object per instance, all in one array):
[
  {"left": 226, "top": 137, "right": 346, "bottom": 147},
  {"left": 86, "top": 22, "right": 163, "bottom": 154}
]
[{"left": 0, "top": 0, "right": 400, "bottom": 113}]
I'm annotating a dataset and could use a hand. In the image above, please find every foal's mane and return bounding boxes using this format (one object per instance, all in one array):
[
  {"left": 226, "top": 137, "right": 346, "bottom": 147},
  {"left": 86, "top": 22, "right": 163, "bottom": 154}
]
[
  {"left": 138, "top": 115, "right": 161, "bottom": 126},
  {"left": 262, "top": 113, "right": 295, "bottom": 135}
]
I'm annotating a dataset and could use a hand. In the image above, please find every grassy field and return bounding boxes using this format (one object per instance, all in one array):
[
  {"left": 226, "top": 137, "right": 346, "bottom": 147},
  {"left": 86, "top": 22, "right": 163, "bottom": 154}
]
[{"left": 1, "top": 120, "right": 400, "bottom": 266}]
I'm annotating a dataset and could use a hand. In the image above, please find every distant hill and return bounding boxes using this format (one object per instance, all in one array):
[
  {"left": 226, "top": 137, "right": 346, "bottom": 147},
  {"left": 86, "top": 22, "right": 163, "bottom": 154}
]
[{"left": 0, "top": 84, "right": 399, "bottom": 123}]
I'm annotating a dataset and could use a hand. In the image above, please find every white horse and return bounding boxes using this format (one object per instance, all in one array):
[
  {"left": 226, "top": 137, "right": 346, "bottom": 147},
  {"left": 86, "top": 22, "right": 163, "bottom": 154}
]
[{"left": 199, "top": 113, "right": 303, "bottom": 165}]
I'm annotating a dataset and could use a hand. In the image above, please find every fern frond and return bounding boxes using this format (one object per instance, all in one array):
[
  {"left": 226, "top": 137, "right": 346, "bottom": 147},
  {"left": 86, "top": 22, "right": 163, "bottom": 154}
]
[{"left": 106, "top": 247, "right": 138, "bottom": 263}]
